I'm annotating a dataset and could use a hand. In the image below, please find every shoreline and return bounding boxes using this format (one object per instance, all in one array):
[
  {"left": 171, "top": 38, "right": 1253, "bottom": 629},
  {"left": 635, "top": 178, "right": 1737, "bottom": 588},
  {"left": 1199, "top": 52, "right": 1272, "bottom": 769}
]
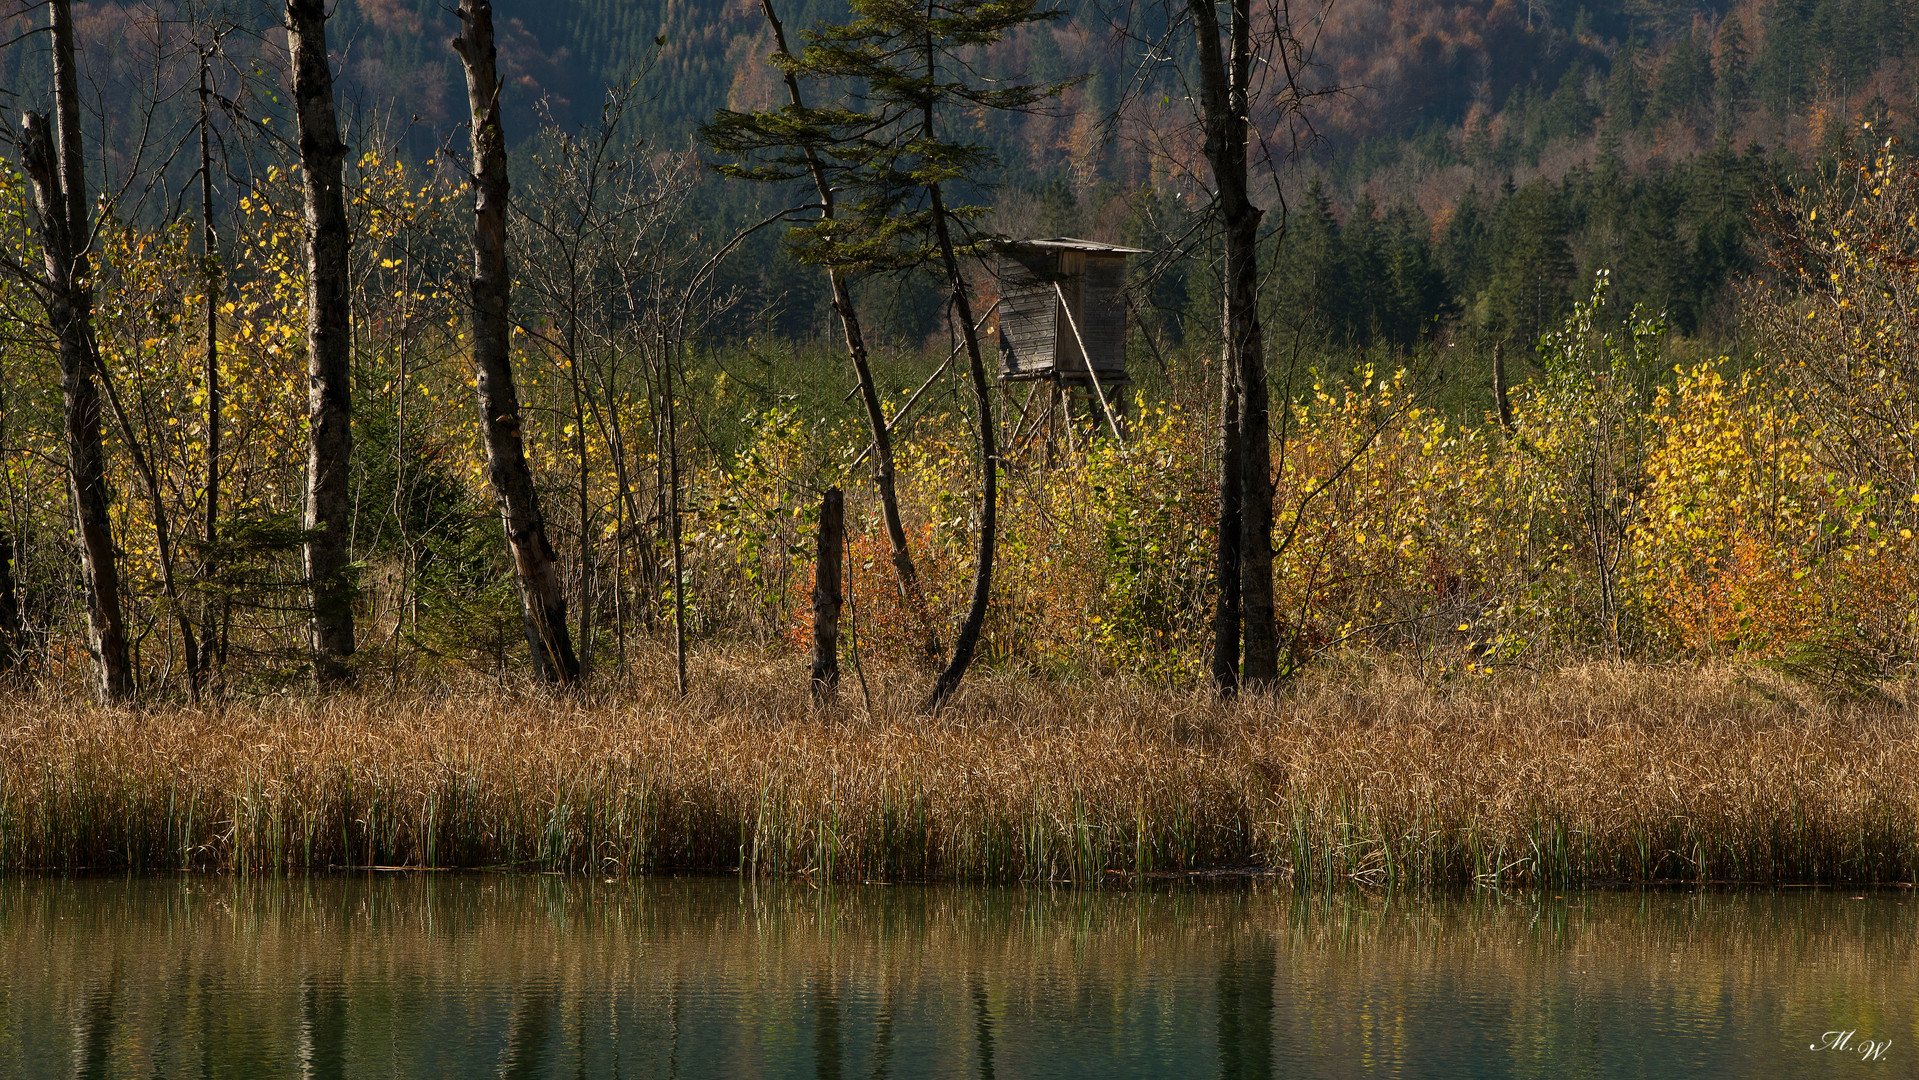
[{"left": 2, "top": 661, "right": 1914, "bottom": 887}]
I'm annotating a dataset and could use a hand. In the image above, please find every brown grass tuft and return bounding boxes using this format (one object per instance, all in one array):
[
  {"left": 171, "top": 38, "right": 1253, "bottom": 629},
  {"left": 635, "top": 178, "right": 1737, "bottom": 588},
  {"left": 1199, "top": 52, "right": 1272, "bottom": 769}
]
[{"left": 1, "top": 658, "right": 1914, "bottom": 886}]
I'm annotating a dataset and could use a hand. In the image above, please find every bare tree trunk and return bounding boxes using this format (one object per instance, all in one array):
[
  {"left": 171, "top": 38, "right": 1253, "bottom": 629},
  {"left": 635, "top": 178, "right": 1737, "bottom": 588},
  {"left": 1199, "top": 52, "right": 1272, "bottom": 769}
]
[
  {"left": 757, "top": 0, "right": 942, "bottom": 662},
  {"left": 287, "top": 0, "right": 356, "bottom": 684},
  {"left": 453, "top": 0, "right": 580, "bottom": 684},
  {"left": 1493, "top": 337, "right": 1515, "bottom": 430},
  {"left": 1230, "top": 235, "right": 1275, "bottom": 685},
  {"left": 1192, "top": 0, "right": 1276, "bottom": 690},
  {"left": 96, "top": 361, "right": 199, "bottom": 699},
  {"left": 0, "top": 379, "right": 22, "bottom": 674},
  {"left": 0, "top": 537, "right": 19, "bottom": 674},
  {"left": 594, "top": 352, "right": 642, "bottom": 677},
  {"left": 646, "top": 360, "right": 666, "bottom": 637},
  {"left": 1210, "top": 349, "right": 1241, "bottom": 694},
  {"left": 810, "top": 486, "right": 843, "bottom": 701},
  {"left": 835, "top": 272, "right": 944, "bottom": 657},
  {"left": 20, "top": 2, "right": 131, "bottom": 703},
  {"left": 564, "top": 292, "right": 591, "bottom": 677},
  {"left": 197, "top": 44, "right": 223, "bottom": 691},
  {"left": 922, "top": 181, "right": 996, "bottom": 712},
  {"left": 663, "top": 331, "right": 687, "bottom": 695}
]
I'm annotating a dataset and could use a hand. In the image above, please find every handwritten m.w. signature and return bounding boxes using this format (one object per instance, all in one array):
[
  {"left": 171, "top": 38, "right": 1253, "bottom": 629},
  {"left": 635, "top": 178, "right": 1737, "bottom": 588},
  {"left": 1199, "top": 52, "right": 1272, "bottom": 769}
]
[{"left": 1811, "top": 1030, "right": 1892, "bottom": 1061}]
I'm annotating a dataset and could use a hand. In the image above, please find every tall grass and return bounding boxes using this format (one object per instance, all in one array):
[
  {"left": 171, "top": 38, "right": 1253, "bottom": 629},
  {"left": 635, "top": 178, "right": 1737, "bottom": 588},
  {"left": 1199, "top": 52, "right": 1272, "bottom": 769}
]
[{"left": 1, "top": 656, "right": 1914, "bottom": 886}]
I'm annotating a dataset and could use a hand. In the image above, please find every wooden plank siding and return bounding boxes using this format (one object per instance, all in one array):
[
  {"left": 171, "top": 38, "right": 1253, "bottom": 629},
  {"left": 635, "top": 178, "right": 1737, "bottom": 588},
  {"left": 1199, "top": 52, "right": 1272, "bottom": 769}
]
[
  {"left": 995, "top": 239, "right": 1139, "bottom": 383},
  {"left": 998, "top": 249, "right": 1059, "bottom": 378},
  {"left": 1079, "top": 254, "right": 1129, "bottom": 380}
]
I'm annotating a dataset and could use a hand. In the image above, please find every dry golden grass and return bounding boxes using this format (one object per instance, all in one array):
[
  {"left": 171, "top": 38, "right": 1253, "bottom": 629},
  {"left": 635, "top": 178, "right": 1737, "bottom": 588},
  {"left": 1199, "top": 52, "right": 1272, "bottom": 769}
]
[{"left": 1, "top": 655, "right": 1915, "bottom": 885}]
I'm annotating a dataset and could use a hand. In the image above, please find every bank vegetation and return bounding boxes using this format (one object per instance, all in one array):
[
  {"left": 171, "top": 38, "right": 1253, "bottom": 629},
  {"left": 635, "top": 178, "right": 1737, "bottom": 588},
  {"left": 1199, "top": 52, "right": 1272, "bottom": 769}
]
[{"left": 1, "top": 660, "right": 1913, "bottom": 886}]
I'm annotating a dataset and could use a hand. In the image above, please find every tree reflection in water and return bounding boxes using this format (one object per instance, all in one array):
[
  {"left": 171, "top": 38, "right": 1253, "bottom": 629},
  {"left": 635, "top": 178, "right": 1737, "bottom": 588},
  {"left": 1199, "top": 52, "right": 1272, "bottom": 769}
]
[
  {"left": 1216, "top": 934, "right": 1275, "bottom": 1078},
  {"left": 3, "top": 876, "right": 1911, "bottom": 1079},
  {"left": 298, "top": 976, "right": 348, "bottom": 1080}
]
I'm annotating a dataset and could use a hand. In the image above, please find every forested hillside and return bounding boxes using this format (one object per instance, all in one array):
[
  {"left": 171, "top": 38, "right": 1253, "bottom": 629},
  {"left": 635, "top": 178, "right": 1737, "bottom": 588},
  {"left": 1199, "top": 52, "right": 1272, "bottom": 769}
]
[
  {"left": 6, "top": 0, "right": 1909, "bottom": 360},
  {"left": 498, "top": 0, "right": 1919, "bottom": 358}
]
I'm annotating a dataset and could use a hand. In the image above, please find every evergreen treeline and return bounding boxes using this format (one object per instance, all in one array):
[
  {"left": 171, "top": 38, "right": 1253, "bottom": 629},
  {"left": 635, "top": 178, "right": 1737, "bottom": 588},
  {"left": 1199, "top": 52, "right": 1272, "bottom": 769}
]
[
  {"left": 4, "top": 0, "right": 1911, "bottom": 358},
  {"left": 1300, "top": 138, "right": 1780, "bottom": 348}
]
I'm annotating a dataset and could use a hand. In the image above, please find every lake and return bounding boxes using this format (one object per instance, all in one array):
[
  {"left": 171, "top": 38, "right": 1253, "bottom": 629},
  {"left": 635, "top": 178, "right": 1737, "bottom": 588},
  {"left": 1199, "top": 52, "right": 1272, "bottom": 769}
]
[{"left": 0, "top": 874, "right": 1910, "bottom": 1077}]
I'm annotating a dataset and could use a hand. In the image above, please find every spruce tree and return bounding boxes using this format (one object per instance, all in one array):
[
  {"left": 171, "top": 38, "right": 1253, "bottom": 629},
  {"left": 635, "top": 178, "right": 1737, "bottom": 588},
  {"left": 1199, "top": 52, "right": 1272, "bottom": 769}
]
[
  {"left": 1606, "top": 40, "right": 1646, "bottom": 129},
  {"left": 705, "top": 0, "right": 1071, "bottom": 710},
  {"left": 1490, "top": 180, "right": 1575, "bottom": 351}
]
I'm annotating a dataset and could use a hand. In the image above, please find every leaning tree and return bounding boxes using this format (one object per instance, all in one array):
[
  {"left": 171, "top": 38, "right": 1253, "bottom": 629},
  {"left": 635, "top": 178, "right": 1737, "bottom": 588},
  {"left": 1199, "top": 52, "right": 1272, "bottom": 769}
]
[
  {"left": 452, "top": 0, "right": 581, "bottom": 683},
  {"left": 704, "top": 0, "right": 1072, "bottom": 710}
]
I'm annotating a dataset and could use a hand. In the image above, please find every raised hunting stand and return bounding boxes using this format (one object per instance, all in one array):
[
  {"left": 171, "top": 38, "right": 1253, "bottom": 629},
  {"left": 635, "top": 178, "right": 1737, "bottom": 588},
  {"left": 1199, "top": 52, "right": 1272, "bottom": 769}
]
[{"left": 995, "top": 238, "right": 1144, "bottom": 455}]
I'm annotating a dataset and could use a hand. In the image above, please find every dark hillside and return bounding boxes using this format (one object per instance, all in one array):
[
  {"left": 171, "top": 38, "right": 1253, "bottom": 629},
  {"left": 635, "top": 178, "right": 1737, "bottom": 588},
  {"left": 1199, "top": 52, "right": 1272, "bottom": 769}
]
[{"left": 1, "top": 0, "right": 1911, "bottom": 355}]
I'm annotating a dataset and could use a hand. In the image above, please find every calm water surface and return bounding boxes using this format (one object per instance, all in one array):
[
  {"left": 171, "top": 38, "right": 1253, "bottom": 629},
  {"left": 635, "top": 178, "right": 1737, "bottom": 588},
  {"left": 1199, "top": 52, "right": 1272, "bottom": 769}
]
[{"left": 0, "top": 874, "right": 1912, "bottom": 1078}]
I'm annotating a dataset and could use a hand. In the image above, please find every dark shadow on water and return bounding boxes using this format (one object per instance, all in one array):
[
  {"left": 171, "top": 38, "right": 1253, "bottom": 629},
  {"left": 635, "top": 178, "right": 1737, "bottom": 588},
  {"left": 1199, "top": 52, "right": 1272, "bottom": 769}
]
[
  {"left": 815, "top": 973, "right": 842, "bottom": 1080},
  {"left": 1216, "top": 933, "right": 1275, "bottom": 1079},
  {"left": 869, "top": 978, "right": 895, "bottom": 1080},
  {"left": 75, "top": 975, "right": 115, "bottom": 1080},
  {"left": 971, "top": 971, "right": 995, "bottom": 1080},
  {"left": 501, "top": 987, "right": 558, "bottom": 1079}
]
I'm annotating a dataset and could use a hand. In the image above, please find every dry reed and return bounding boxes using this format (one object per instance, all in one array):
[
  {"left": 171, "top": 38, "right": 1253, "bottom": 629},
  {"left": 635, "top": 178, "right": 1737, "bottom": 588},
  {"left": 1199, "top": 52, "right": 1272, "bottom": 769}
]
[{"left": 1, "top": 656, "right": 1914, "bottom": 886}]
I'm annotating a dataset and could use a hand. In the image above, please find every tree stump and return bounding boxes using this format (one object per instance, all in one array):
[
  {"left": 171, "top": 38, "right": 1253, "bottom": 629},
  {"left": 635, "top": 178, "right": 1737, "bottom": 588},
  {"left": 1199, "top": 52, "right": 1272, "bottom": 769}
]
[{"left": 811, "top": 487, "right": 844, "bottom": 701}]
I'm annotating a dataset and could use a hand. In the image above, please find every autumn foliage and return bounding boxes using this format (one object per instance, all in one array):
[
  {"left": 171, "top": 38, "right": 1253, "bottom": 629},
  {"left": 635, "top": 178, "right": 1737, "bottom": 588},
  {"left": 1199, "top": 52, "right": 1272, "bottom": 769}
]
[
  {"left": 4, "top": 137, "right": 1919, "bottom": 693},
  {"left": 713, "top": 240, "right": 1919, "bottom": 687}
]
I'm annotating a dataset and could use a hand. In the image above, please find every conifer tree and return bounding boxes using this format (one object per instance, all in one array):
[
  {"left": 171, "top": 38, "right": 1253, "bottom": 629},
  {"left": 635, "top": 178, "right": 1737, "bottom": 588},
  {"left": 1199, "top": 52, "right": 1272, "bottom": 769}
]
[
  {"left": 1713, "top": 15, "right": 1751, "bottom": 126},
  {"left": 703, "top": 0, "right": 947, "bottom": 664},
  {"left": 706, "top": 0, "right": 1071, "bottom": 710},
  {"left": 1606, "top": 40, "right": 1646, "bottom": 128},
  {"left": 1489, "top": 180, "right": 1575, "bottom": 350},
  {"left": 1648, "top": 27, "right": 1713, "bottom": 125}
]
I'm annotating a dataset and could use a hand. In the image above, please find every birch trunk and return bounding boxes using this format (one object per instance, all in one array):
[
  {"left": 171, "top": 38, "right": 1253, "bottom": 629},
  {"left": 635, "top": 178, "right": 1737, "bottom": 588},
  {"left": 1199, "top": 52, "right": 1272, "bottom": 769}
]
[
  {"left": 287, "top": 0, "right": 356, "bottom": 683},
  {"left": 20, "top": 1, "right": 131, "bottom": 702},
  {"left": 453, "top": 0, "right": 580, "bottom": 684}
]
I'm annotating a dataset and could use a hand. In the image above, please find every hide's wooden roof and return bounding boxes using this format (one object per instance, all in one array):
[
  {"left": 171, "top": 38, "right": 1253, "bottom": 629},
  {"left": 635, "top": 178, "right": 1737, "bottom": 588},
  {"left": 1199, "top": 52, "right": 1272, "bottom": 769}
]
[{"left": 995, "top": 237, "right": 1147, "bottom": 255}]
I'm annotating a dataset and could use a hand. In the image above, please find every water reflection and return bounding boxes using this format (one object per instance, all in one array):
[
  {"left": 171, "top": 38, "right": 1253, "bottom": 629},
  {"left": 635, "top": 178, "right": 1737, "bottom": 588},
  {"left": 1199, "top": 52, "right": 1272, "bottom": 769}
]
[
  {"left": 297, "top": 977, "right": 348, "bottom": 1080},
  {"left": 1217, "top": 935, "right": 1274, "bottom": 1079},
  {"left": 0, "top": 876, "right": 1913, "bottom": 1078}
]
